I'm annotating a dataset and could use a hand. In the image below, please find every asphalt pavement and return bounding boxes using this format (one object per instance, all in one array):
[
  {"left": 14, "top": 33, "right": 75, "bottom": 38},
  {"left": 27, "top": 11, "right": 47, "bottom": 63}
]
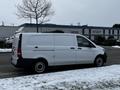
[
  {"left": 0, "top": 46, "right": 120, "bottom": 78},
  {"left": 103, "top": 46, "right": 120, "bottom": 65}
]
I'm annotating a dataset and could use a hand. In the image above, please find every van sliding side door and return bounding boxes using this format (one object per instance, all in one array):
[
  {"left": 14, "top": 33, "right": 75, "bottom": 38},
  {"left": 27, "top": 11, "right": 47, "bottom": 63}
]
[{"left": 54, "top": 35, "right": 76, "bottom": 65}]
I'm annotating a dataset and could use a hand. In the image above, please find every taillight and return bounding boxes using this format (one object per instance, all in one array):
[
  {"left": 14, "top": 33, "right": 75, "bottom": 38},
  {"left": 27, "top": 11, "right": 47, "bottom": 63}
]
[
  {"left": 17, "top": 34, "right": 22, "bottom": 58},
  {"left": 17, "top": 48, "right": 22, "bottom": 58}
]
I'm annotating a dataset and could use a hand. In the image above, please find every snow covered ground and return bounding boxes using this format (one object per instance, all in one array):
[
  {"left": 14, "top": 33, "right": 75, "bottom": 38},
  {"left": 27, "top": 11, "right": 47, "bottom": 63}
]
[
  {"left": 0, "top": 65, "right": 120, "bottom": 90},
  {"left": 0, "top": 49, "right": 11, "bottom": 53}
]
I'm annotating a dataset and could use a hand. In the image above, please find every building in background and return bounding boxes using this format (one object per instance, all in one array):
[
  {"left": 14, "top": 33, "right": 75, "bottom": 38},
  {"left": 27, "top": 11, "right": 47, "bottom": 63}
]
[
  {"left": 0, "top": 23, "right": 120, "bottom": 42},
  {"left": 19, "top": 23, "right": 120, "bottom": 41},
  {"left": 0, "top": 26, "right": 18, "bottom": 41}
]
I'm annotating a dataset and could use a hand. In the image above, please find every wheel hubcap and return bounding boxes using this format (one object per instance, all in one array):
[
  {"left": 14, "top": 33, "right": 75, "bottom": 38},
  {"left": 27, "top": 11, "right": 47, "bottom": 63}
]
[
  {"left": 96, "top": 58, "right": 103, "bottom": 66},
  {"left": 35, "top": 62, "right": 45, "bottom": 73}
]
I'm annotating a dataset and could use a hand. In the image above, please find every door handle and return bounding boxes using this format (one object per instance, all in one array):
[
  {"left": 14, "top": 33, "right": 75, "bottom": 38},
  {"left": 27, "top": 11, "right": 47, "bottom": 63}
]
[
  {"left": 35, "top": 46, "right": 38, "bottom": 48},
  {"left": 70, "top": 47, "right": 75, "bottom": 49},
  {"left": 78, "top": 47, "right": 82, "bottom": 49}
]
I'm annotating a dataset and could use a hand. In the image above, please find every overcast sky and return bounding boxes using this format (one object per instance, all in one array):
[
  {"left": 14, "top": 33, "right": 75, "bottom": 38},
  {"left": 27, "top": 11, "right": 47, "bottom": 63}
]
[{"left": 0, "top": 0, "right": 120, "bottom": 27}]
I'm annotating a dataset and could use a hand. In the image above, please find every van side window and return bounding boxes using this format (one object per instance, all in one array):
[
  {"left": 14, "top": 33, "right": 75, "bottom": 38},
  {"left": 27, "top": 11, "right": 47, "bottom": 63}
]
[{"left": 77, "top": 36, "right": 94, "bottom": 47}]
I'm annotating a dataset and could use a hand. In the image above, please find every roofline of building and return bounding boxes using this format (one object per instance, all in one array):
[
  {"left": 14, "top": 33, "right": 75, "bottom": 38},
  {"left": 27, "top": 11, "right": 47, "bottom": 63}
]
[
  {"left": 20, "top": 23, "right": 116, "bottom": 29},
  {"left": 0, "top": 25, "right": 18, "bottom": 28}
]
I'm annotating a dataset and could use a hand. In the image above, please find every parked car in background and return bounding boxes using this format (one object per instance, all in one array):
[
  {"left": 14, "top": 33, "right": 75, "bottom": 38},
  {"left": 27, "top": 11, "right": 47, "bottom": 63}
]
[
  {"left": 5, "top": 36, "right": 14, "bottom": 44},
  {"left": 11, "top": 33, "right": 107, "bottom": 73}
]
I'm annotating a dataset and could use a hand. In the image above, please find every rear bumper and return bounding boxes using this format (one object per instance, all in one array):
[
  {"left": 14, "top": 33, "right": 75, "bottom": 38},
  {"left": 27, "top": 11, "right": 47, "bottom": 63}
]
[{"left": 11, "top": 58, "right": 35, "bottom": 68}]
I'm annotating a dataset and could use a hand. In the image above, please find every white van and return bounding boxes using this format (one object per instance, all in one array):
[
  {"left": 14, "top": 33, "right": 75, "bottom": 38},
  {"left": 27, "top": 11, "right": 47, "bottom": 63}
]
[{"left": 11, "top": 33, "right": 107, "bottom": 73}]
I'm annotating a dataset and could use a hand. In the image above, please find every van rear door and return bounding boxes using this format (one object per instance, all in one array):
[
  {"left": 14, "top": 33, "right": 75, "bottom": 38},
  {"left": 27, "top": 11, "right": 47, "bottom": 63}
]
[{"left": 11, "top": 33, "right": 21, "bottom": 65}]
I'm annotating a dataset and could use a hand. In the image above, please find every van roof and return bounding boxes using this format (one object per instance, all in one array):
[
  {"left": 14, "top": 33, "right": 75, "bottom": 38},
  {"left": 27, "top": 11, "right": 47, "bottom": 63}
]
[{"left": 18, "top": 33, "right": 83, "bottom": 36}]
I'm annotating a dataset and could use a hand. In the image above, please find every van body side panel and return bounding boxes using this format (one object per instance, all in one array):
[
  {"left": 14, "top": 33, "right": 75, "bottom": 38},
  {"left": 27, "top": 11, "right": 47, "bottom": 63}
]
[
  {"left": 77, "top": 47, "right": 97, "bottom": 64},
  {"left": 22, "top": 34, "right": 54, "bottom": 65}
]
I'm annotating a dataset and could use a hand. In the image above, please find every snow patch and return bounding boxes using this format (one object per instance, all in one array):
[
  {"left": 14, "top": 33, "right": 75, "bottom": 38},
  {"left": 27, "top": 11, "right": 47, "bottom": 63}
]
[
  {"left": 0, "top": 65, "right": 120, "bottom": 90},
  {"left": 0, "top": 49, "right": 12, "bottom": 52}
]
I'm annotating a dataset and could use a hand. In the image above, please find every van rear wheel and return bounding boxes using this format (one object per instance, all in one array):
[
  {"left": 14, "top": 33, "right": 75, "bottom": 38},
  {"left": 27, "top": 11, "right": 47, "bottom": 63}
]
[
  {"left": 33, "top": 61, "right": 46, "bottom": 74},
  {"left": 94, "top": 56, "right": 104, "bottom": 67}
]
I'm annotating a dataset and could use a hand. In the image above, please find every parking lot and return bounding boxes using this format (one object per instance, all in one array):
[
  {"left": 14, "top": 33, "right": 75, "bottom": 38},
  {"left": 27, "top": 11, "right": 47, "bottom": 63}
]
[
  {"left": 0, "top": 46, "right": 119, "bottom": 78},
  {"left": 103, "top": 46, "right": 120, "bottom": 65}
]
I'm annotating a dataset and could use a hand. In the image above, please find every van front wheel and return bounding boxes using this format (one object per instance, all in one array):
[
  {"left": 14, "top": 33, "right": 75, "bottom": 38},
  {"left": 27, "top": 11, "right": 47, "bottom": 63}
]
[
  {"left": 33, "top": 61, "right": 46, "bottom": 74},
  {"left": 94, "top": 56, "right": 104, "bottom": 67}
]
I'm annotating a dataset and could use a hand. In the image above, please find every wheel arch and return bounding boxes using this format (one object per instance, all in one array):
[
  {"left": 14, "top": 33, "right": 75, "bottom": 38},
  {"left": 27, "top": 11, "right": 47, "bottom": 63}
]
[
  {"left": 95, "top": 54, "right": 107, "bottom": 63},
  {"left": 34, "top": 57, "right": 48, "bottom": 67}
]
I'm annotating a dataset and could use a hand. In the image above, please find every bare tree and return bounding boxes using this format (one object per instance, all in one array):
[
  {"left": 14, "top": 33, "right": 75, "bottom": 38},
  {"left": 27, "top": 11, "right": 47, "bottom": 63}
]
[{"left": 17, "top": 0, "right": 54, "bottom": 32}]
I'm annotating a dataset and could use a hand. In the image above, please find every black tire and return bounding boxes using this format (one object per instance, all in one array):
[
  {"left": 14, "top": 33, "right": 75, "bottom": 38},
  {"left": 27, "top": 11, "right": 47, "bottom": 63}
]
[
  {"left": 33, "top": 61, "right": 46, "bottom": 74},
  {"left": 94, "top": 56, "right": 104, "bottom": 67}
]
